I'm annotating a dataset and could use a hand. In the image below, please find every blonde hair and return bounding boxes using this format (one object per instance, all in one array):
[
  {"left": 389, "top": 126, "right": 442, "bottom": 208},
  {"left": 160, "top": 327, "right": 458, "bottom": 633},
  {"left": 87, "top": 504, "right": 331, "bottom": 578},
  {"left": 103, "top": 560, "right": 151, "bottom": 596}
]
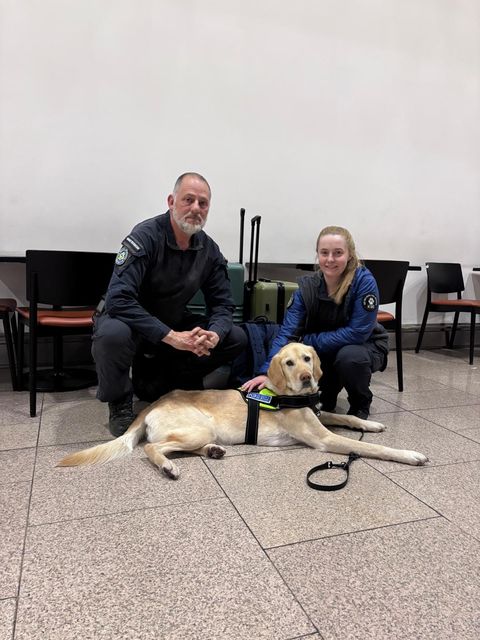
[{"left": 315, "top": 226, "right": 361, "bottom": 304}]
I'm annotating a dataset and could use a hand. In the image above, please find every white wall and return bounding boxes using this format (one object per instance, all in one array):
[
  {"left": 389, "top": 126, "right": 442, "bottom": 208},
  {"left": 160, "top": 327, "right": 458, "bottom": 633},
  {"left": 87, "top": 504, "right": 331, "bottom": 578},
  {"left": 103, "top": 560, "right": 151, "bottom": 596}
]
[{"left": 1, "top": 0, "right": 479, "bottom": 324}]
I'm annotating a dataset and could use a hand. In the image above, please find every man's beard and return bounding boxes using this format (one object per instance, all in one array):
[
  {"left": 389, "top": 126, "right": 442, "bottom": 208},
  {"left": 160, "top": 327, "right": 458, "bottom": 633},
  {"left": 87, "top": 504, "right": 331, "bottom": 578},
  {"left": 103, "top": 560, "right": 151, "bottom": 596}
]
[{"left": 172, "top": 209, "right": 205, "bottom": 236}]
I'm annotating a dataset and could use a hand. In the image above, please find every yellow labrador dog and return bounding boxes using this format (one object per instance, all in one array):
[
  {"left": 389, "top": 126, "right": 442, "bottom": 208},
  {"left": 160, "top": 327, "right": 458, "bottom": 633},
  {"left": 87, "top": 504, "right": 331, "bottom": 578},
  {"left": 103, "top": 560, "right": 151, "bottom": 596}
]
[{"left": 58, "top": 343, "right": 427, "bottom": 477}]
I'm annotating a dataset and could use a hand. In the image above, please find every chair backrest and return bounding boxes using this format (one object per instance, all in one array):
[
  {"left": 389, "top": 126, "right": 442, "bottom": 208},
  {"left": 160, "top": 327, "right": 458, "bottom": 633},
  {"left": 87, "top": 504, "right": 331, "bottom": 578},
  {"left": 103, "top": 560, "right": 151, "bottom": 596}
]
[
  {"left": 425, "top": 262, "right": 465, "bottom": 295},
  {"left": 362, "top": 260, "right": 410, "bottom": 306},
  {"left": 26, "top": 250, "right": 116, "bottom": 306}
]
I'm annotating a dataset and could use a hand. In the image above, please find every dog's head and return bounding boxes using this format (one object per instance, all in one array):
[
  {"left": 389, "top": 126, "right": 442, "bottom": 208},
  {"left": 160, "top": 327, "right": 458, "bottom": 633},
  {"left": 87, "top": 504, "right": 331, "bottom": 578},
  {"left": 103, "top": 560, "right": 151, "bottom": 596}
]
[{"left": 266, "top": 343, "right": 322, "bottom": 395}]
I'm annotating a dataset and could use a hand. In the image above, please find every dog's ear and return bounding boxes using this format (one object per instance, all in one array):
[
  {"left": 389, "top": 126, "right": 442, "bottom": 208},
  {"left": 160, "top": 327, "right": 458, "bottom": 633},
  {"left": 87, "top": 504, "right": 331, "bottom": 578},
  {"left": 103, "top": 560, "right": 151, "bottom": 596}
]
[
  {"left": 311, "top": 348, "right": 322, "bottom": 382},
  {"left": 267, "top": 353, "right": 287, "bottom": 393}
]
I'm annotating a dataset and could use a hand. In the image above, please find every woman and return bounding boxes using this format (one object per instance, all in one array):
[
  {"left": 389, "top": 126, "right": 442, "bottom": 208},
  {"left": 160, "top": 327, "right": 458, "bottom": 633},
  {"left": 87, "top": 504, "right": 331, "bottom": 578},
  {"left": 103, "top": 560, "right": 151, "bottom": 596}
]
[{"left": 242, "top": 226, "right": 389, "bottom": 419}]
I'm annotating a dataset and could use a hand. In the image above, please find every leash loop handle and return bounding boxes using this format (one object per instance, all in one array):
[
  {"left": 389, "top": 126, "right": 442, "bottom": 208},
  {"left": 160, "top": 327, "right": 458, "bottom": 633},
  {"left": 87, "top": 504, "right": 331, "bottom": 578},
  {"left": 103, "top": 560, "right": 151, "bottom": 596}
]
[{"left": 306, "top": 452, "right": 360, "bottom": 491}]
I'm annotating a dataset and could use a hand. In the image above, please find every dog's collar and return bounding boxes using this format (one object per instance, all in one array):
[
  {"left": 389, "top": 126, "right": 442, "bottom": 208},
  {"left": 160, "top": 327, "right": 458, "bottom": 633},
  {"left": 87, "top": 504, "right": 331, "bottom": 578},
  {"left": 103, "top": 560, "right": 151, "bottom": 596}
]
[{"left": 239, "top": 388, "right": 322, "bottom": 445}]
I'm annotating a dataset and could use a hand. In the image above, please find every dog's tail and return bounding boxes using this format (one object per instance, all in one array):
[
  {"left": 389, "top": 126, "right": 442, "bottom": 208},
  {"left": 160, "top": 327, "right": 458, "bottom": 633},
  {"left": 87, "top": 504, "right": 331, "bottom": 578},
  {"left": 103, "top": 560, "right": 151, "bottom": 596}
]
[{"left": 56, "top": 408, "right": 148, "bottom": 467}]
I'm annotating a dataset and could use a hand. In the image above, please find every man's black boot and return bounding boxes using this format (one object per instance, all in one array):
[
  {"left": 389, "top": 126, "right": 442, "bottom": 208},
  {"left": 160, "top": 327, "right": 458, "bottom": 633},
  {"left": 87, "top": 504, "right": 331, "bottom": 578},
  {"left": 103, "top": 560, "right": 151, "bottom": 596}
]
[
  {"left": 108, "top": 394, "right": 135, "bottom": 437},
  {"left": 347, "top": 406, "right": 369, "bottom": 420}
]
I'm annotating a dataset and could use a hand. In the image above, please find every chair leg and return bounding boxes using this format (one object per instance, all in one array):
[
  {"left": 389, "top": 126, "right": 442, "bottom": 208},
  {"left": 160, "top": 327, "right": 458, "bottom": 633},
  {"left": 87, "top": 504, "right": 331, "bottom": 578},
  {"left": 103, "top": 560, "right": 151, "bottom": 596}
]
[
  {"left": 469, "top": 312, "right": 476, "bottom": 365},
  {"left": 395, "top": 322, "right": 403, "bottom": 392},
  {"left": 53, "top": 333, "right": 64, "bottom": 388},
  {"left": 415, "top": 306, "right": 430, "bottom": 353},
  {"left": 10, "top": 313, "right": 19, "bottom": 391},
  {"left": 449, "top": 311, "right": 460, "bottom": 348},
  {"left": 17, "top": 321, "right": 25, "bottom": 390},
  {"left": 11, "top": 312, "right": 18, "bottom": 350},
  {"left": 2, "top": 315, "right": 17, "bottom": 391},
  {"left": 29, "top": 324, "right": 37, "bottom": 418}
]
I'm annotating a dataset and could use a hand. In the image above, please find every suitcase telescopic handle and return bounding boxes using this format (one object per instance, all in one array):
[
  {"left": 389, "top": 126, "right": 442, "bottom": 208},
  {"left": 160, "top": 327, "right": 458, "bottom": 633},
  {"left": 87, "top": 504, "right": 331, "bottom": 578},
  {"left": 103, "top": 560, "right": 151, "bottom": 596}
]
[
  {"left": 248, "top": 215, "right": 261, "bottom": 284},
  {"left": 239, "top": 208, "right": 245, "bottom": 264}
]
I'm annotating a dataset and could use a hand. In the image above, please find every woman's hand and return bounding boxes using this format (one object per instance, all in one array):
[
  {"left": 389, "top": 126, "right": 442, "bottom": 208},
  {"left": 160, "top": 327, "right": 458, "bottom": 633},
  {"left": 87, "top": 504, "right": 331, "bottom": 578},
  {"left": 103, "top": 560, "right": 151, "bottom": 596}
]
[{"left": 241, "top": 375, "right": 268, "bottom": 393}]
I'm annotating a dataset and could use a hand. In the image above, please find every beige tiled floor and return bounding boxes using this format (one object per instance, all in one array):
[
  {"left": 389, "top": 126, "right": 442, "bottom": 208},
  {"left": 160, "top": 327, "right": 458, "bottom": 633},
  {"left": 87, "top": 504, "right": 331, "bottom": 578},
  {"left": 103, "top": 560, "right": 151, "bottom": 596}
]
[{"left": 1, "top": 348, "right": 479, "bottom": 639}]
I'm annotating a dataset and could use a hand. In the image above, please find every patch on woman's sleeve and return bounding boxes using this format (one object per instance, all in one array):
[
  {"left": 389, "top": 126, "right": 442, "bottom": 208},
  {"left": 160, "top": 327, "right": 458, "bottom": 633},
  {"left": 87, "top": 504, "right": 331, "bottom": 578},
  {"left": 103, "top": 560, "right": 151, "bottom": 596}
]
[{"left": 362, "top": 293, "right": 378, "bottom": 311}]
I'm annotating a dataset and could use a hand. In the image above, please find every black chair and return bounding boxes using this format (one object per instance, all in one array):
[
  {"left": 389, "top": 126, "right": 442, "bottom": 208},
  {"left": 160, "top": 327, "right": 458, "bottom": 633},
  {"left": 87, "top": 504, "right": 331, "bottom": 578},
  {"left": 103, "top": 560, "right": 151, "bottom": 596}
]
[
  {"left": 415, "top": 262, "right": 480, "bottom": 365},
  {"left": 0, "top": 298, "right": 19, "bottom": 390},
  {"left": 17, "top": 250, "right": 115, "bottom": 416},
  {"left": 363, "top": 260, "right": 410, "bottom": 392}
]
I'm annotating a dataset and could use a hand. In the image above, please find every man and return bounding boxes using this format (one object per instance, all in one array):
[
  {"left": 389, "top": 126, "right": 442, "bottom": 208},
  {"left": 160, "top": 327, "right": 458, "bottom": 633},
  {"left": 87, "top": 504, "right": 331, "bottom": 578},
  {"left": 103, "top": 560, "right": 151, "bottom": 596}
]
[{"left": 92, "top": 172, "right": 247, "bottom": 437}]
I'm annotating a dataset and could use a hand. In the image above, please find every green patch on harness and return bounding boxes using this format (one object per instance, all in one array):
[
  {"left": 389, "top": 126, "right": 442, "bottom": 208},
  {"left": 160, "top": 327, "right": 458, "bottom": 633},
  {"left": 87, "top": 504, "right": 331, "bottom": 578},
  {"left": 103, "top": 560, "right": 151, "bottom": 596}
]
[{"left": 244, "top": 388, "right": 279, "bottom": 411}]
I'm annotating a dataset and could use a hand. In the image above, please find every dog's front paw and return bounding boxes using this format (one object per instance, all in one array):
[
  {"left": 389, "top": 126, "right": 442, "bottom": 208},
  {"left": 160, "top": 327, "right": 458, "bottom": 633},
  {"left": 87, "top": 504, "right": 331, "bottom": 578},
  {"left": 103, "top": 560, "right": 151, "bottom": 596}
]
[
  {"left": 363, "top": 419, "right": 386, "bottom": 432},
  {"left": 405, "top": 450, "right": 428, "bottom": 466},
  {"left": 162, "top": 460, "right": 180, "bottom": 479}
]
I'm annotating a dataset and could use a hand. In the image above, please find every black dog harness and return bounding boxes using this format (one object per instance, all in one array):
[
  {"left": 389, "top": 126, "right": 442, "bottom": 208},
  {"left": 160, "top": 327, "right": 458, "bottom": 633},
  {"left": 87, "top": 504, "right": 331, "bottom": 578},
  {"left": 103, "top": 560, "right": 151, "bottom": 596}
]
[
  {"left": 240, "top": 388, "right": 362, "bottom": 491},
  {"left": 240, "top": 389, "right": 322, "bottom": 445}
]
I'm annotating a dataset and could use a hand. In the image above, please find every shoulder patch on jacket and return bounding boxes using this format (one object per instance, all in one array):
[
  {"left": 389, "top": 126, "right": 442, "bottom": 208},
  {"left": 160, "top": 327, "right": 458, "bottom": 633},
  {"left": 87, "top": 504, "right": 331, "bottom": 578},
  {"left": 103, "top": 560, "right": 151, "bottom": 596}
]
[
  {"left": 362, "top": 293, "right": 378, "bottom": 312},
  {"left": 115, "top": 234, "right": 145, "bottom": 270},
  {"left": 115, "top": 246, "right": 129, "bottom": 266},
  {"left": 123, "top": 235, "right": 143, "bottom": 254}
]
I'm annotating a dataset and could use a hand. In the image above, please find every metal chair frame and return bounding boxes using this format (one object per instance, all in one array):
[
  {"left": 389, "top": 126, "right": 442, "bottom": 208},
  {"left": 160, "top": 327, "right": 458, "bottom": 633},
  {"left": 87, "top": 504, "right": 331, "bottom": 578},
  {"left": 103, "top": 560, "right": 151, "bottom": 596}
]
[
  {"left": 363, "top": 260, "right": 410, "bottom": 392},
  {"left": 415, "top": 262, "right": 480, "bottom": 365},
  {"left": 0, "top": 298, "right": 19, "bottom": 390},
  {"left": 17, "top": 250, "right": 115, "bottom": 416}
]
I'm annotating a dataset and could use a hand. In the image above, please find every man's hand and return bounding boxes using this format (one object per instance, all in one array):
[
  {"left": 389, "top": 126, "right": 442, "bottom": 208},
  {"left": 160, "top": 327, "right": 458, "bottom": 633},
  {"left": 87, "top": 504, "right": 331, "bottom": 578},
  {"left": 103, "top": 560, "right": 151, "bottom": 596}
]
[
  {"left": 163, "top": 327, "right": 219, "bottom": 357},
  {"left": 192, "top": 328, "right": 219, "bottom": 356}
]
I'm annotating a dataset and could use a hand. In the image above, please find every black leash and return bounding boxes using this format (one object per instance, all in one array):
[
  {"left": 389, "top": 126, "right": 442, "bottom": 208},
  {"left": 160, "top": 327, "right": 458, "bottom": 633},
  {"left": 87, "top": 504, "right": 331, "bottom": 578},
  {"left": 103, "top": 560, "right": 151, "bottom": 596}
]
[
  {"left": 306, "top": 451, "right": 360, "bottom": 491},
  {"left": 306, "top": 430, "right": 365, "bottom": 491}
]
